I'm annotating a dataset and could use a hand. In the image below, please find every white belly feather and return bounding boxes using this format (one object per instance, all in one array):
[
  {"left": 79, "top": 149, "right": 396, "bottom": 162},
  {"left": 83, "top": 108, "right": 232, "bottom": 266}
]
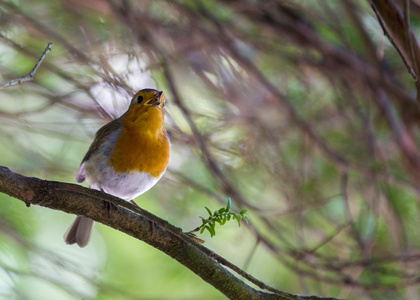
[{"left": 78, "top": 129, "right": 163, "bottom": 200}]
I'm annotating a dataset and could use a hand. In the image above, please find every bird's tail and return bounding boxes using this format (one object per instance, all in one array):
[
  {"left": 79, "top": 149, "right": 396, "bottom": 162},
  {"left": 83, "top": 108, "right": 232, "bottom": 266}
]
[{"left": 63, "top": 216, "right": 95, "bottom": 247}]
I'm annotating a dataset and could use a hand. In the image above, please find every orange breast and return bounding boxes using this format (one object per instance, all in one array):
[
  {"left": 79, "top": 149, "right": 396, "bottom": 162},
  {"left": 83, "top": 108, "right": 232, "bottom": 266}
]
[{"left": 109, "top": 106, "right": 170, "bottom": 178}]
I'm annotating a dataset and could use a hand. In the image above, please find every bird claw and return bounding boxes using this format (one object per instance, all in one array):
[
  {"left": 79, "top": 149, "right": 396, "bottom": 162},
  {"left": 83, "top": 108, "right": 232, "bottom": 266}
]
[
  {"left": 149, "top": 220, "right": 156, "bottom": 234},
  {"left": 103, "top": 200, "right": 119, "bottom": 223}
]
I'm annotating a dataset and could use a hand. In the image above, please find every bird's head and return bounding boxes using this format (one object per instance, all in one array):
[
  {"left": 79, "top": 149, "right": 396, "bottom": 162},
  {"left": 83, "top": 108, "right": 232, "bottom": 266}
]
[
  {"left": 123, "top": 88, "right": 167, "bottom": 134},
  {"left": 130, "top": 89, "right": 166, "bottom": 109}
]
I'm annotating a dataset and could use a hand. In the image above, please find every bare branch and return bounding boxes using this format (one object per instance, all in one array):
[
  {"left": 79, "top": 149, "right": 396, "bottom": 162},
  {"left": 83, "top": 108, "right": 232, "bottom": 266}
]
[
  {"left": 0, "top": 42, "right": 52, "bottom": 89},
  {"left": 0, "top": 165, "right": 346, "bottom": 300}
]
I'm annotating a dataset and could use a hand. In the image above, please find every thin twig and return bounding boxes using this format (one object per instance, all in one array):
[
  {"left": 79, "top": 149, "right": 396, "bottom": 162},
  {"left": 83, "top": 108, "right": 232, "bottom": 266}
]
[{"left": 0, "top": 42, "right": 53, "bottom": 89}]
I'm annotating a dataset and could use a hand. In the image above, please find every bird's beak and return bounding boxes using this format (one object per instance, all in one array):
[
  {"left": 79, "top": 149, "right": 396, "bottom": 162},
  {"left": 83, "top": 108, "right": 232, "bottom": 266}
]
[{"left": 146, "top": 91, "right": 164, "bottom": 107}]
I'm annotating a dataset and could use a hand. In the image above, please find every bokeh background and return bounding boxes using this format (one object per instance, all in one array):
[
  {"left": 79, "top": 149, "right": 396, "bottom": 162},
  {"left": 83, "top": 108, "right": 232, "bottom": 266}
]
[{"left": 1, "top": 0, "right": 420, "bottom": 299}]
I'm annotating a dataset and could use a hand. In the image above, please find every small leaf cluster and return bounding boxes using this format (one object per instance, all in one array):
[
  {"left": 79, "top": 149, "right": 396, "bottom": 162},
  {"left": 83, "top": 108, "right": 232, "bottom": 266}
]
[{"left": 197, "top": 198, "right": 248, "bottom": 237}]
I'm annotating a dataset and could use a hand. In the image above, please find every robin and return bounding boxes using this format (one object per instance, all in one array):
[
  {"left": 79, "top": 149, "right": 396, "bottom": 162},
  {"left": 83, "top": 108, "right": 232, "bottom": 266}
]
[{"left": 64, "top": 88, "right": 170, "bottom": 247}]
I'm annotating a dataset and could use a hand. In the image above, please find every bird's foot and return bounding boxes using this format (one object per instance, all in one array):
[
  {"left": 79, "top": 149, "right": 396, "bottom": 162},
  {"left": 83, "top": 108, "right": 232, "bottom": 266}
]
[{"left": 103, "top": 200, "right": 119, "bottom": 224}]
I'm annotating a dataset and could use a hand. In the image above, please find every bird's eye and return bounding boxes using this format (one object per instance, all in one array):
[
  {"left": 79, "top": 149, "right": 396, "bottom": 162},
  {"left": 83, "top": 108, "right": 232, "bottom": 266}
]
[{"left": 137, "top": 95, "right": 143, "bottom": 103}]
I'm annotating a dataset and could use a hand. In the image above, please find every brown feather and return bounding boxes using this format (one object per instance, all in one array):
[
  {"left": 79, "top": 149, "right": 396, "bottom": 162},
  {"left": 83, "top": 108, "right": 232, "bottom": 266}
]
[{"left": 80, "top": 118, "right": 122, "bottom": 164}]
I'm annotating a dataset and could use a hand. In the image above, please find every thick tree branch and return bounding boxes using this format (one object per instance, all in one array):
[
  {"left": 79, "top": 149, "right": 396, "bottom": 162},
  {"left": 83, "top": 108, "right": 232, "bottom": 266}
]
[{"left": 0, "top": 165, "right": 343, "bottom": 300}]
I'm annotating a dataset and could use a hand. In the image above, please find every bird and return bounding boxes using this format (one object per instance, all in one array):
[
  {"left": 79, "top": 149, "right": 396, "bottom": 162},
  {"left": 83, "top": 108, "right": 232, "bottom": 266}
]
[{"left": 64, "top": 88, "right": 170, "bottom": 247}]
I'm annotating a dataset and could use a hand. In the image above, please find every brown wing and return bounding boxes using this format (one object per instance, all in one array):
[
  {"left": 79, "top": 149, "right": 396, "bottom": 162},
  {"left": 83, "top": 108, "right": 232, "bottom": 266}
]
[{"left": 76, "top": 118, "right": 122, "bottom": 182}]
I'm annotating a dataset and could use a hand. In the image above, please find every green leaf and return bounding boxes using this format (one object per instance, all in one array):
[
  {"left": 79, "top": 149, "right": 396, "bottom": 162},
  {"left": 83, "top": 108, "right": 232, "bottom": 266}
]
[
  {"left": 206, "top": 224, "right": 215, "bottom": 237},
  {"left": 210, "top": 221, "right": 215, "bottom": 231},
  {"left": 205, "top": 206, "right": 212, "bottom": 216},
  {"left": 194, "top": 200, "right": 249, "bottom": 238},
  {"left": 226, "top": 198, "right": 231, "bottom": 211}
]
